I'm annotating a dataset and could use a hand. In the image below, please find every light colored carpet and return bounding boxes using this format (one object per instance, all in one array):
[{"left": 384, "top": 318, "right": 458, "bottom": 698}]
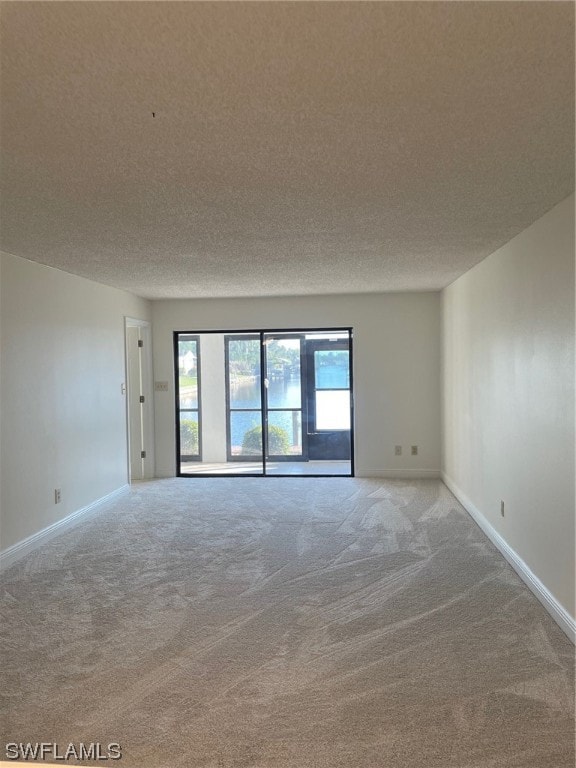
[{"left": 1, "top": 478, "right": 574, "bottom": 767}]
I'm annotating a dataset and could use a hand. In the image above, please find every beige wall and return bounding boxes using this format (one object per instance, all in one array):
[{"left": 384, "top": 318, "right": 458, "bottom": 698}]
[
  {"left": 0, "top": 252, "right": 151, "bottom": 551},
  {"left": 442, "top": 194, "right": 575, "bottom": 619},
  {"left": 151, "top": 292, "right": 442, "bottom": 478}
]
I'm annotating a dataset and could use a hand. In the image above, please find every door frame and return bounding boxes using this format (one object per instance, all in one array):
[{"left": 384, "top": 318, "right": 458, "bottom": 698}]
[
  {"left": 173, "top": 327, "right": 355, "bottom": 478},
  {"left": 124, "top": 317, "right": 155, "bottom": 481},
  {"left": 262, "top": 332, "right": 309, "bottom": 463},
  {"left": 175, "top": 333, "right": 203, "bottom": 463},
  {"left": 224, "top": 333, "right": 265, "bottom": 463},
  {"left": 304, "top": 337, "right": 352, "bottom": 461}
]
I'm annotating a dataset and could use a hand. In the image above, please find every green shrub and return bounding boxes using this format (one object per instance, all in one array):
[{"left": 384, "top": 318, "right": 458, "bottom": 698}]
[
  {"left": 180, "top": 419, "right": 199, "bottom": 455},
  {"left": 241, "top": 424, "right": 290, "bottom": 456}
]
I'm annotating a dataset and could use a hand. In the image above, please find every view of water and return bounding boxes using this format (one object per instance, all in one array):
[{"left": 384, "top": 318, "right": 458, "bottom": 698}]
[
  {"left": 180, "top": 365, "right": 350, "bottom": 455},
  {"left": 230, "top": 375, "right": 300, "bottom": 410},
  {"left": 230, "top": 376, "right": 300, "bottom": 452},
  {"left": 315, "top": 363, "right": 349, "bottom": 390}
]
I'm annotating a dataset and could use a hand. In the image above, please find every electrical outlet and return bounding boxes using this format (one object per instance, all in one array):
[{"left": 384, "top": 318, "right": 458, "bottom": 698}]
[
  {"left": 501, "top": 500, "right": 505, "bottom": 517},
  {"left": 54, "top": 489, "right": 62, "bottom": 504},
  {"left": 411, "top": 445, "right": 418, "bottom": 456},
  {"left": 395, "top": 445, "right": 402, "bottom": 456}
]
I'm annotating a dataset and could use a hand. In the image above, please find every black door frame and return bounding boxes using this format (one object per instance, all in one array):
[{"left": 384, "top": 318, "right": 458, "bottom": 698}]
[
  {"left": 262, "top": 332, "right": 309, "bottom": 464},
  {"left": 305, "top": 338, "right": 352, "bottom": 461},
  {"left": 174, "top": 333, "right": 203, "bottom": 463},
  {"left": 224, "top": 333, "right": 263, "bottom": 463},
  {"left": 174, "top": 327, "right": 355, "bottom": 478}
]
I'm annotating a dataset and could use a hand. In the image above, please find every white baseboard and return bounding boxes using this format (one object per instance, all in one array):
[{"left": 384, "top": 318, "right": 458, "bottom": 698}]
[
  {"left": 157, "top": 469, "right": 441, "bottom": 480},
  {"left": 0, "top": 485, "right": 130, "bottom": 572},
  {"left": 356, "top": 468, "right": 441, "bottom": 479},
  {"left": 442, "top": 473, "right": 575, "bottom": 644}
]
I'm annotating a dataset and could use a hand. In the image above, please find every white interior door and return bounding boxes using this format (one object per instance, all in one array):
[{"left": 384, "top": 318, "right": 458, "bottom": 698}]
[
  {"left": 125, "top": 320, "right": 154, "bottom": 481},
  {"left": 126, "top": 325, "right": 145, "bottom": 480}
]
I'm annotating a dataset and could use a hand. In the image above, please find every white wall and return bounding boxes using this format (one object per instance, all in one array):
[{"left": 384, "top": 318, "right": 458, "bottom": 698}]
[
  {"left": 152, "top": 293, "right": 441, "bottom": 478},
  {"left": 0, "top": 252, "right": 151, "bottom": 551},
  {"left": 442, "top": 194, "right": 575, "bottom": 620}
]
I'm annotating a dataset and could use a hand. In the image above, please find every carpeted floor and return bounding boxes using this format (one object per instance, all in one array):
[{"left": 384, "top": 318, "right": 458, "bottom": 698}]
[{"left": 1, "top": 478, "right": 574, "bottom": 767}]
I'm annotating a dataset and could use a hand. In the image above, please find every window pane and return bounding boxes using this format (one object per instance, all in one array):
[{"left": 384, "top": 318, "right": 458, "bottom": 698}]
[
  {"left": 228, "top": 339, "right": 261, "bottom": 409},
  {"left": 316, "top": 391, "right": 351, "bottom": 430},
  {"left": 231, "top": 410, "right": 262, "bottom": 457},
  {"left": 268, "top": 411, "right": 302, "bottom": 456},
  {"left": 266, "top": 338, "right": 301, "bottom": 409},
  {"left": 180, "top": 412, "right": 199, "bottom": 456},
  {"left": 179, "top": 389, "right": 198, "bottom": 409},
  {"left": 315, "top": 350, "right": 350, "bottom": 389},
  {"left": 178, "top": 339, "right": 198, "bottom": 408}
]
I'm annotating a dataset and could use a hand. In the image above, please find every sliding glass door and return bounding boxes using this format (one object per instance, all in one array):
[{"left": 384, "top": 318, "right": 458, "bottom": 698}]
[{"left": 175, "top": 328, "right": 353, "bottom": 476}]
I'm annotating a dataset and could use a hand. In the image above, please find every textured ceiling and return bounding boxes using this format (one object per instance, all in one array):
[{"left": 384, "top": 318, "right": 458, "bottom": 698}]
[{"left": 0, "top": 1, "right": 574, "bottom": 299}]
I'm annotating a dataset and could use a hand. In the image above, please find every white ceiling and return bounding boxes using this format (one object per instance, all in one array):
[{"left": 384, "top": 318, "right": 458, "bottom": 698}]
[{"left": 0, "top": 1, "right": 574, "bottom": 299}]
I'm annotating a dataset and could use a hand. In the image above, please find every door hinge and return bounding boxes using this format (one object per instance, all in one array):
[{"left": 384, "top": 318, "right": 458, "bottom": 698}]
[
  {"left": 139, "top": 395, "right": 145, "bottom": 403},
  {"left": 141, "top": 450, "right": 146, "bottom": 459},
  {"left": 138, "top": 339, "right": 144, "bottom": 348}
]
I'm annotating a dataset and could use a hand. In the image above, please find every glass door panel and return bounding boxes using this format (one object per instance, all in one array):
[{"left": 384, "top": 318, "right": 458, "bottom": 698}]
[
  {"left": 268, "top": 410, "right": 302, "bottom": 455},
  {"left": 313, "top": 347, "right": 351, "bottom": 431},
  {"left": 226, "top": 336, "right": 263, "bottom": 465},
  {"left": 314, "top": 349, "right": 350, "bottom": 389},
  {"left": 179, "top": 412, "right": 200, "bottom": 457},
  {"left": 176, "top": 332, "right": 264, "bottom": 475},
  {"left": 263, "top": 334, "right": 305, "bottom": 475},
  {"left": 315, "top": 390, "right": 351, "bottom": 430},
  {"left": 229, "top": 410, "right": 262, "bottom": 457},
  {"left": 177, "top": 335, "right": 201, "bottom": 463}
]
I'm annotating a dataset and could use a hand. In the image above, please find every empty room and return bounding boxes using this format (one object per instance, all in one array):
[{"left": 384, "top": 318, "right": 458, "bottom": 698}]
[{"left": 0, "top": 2, "right": 574, "bottom": 767}]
